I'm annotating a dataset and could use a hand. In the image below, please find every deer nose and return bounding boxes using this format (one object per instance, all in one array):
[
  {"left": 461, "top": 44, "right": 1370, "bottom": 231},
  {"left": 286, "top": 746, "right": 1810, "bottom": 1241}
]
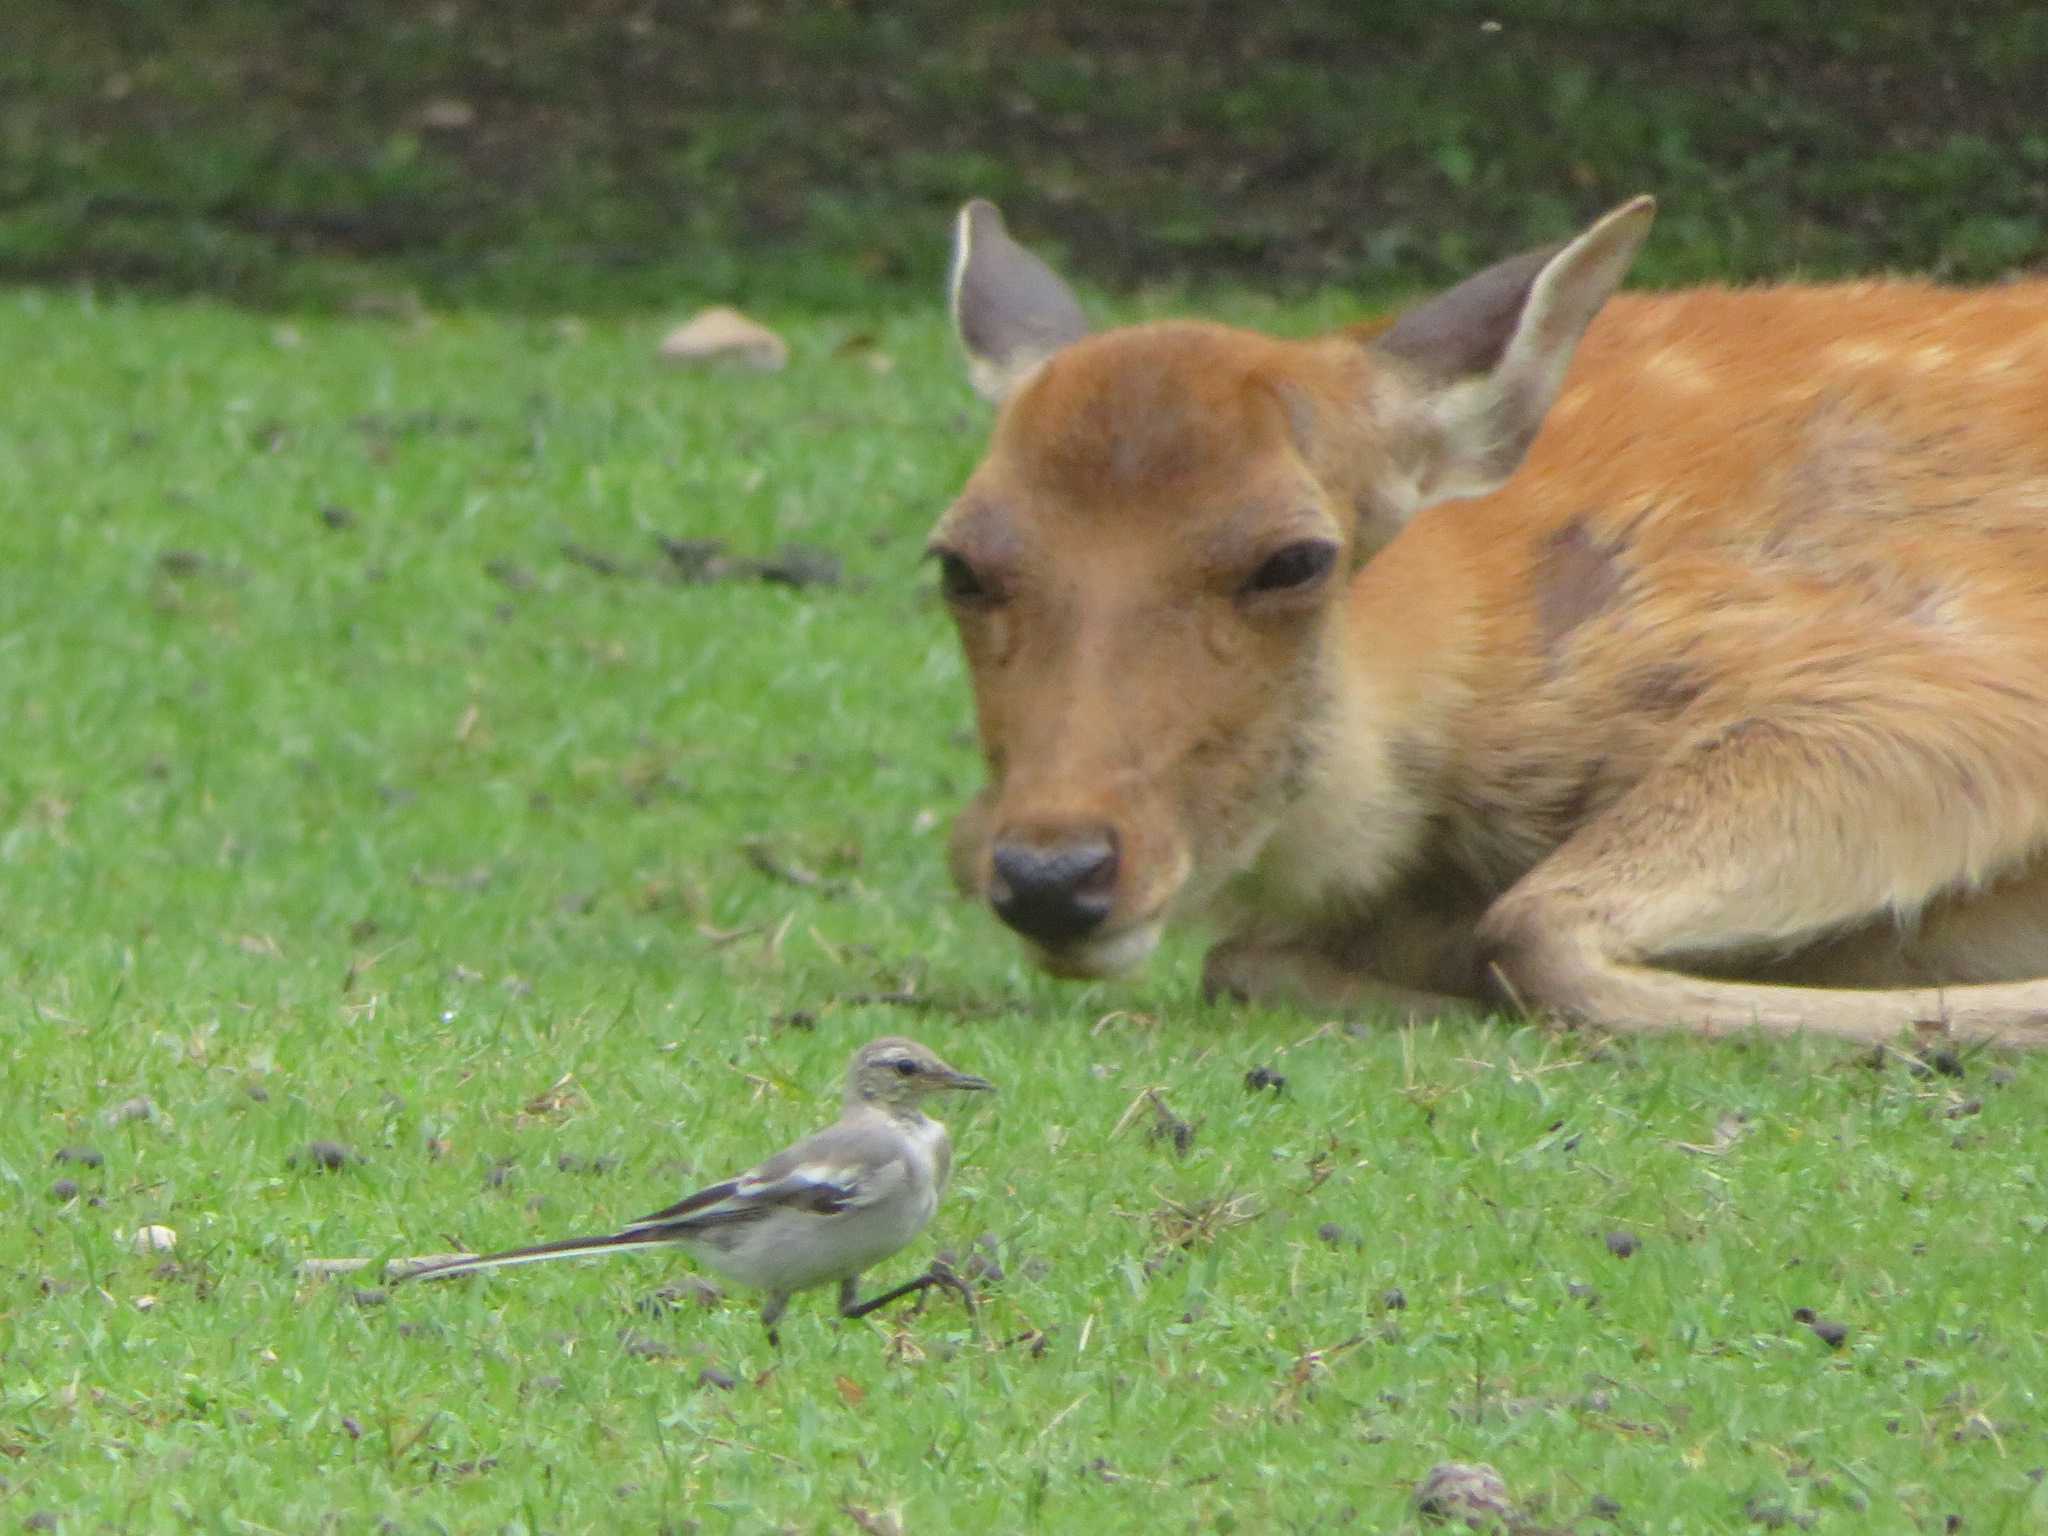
[{"left": 988, "top": 832, "right": 1118, "bottom": 947}]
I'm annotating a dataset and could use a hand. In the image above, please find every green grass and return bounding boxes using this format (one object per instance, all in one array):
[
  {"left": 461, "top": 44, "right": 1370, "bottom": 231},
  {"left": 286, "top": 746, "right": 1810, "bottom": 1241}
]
[
  {"left": 4, "top": 0, "right": 2044, "bottom": 311},
  {"left": 5, "top": 288, "right": 2048, "bottom": 1534}
]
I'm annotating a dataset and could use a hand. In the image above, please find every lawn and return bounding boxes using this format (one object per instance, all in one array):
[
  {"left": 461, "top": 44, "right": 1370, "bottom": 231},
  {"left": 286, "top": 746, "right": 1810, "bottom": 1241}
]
[
  {"left": 4, "top": 286, "right": 2046, "bottom": 1534},
  {"left": 6, "top": 1, "right": 2044, "bottom": 311}
]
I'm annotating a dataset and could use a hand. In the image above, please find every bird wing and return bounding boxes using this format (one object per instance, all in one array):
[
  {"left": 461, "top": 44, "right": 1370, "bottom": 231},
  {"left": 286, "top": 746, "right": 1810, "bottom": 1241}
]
[{"left": 625, "top": 1119, "right": 908, "bottom": 1233}]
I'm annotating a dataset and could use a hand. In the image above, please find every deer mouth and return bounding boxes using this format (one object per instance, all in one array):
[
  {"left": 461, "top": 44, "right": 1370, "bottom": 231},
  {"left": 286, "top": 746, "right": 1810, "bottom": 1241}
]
[{"left": 1026, "top": 917, "right": 1166, "bottom": 980}]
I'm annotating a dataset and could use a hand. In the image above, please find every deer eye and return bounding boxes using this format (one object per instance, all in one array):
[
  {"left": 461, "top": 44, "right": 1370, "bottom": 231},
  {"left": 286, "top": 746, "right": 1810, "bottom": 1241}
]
[
  {"left": 1243, "top": 539, "right": 1339, "bottom": 596},
  {"left": 932, "top": 549, "right": 997, "bottom": 606}
]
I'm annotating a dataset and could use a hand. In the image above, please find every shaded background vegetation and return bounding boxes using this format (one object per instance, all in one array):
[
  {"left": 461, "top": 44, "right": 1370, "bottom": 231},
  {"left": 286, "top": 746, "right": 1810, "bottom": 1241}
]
[{"left": 2, "top": 0, "right": 2044, "bottom": 310}]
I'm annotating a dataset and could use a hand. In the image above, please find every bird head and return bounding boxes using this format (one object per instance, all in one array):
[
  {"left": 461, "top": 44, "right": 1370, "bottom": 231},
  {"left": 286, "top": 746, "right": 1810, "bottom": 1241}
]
[{"left": 847, "top": 1036, "right": 995, "bottom": 1110}]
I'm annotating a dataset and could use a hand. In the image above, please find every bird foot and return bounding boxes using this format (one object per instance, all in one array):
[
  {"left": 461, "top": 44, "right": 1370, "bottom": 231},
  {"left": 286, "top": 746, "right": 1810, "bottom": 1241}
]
[
  {"left": 920, "top": 1258, "right": 978, "bottom": 1315},
  {"left": 841, "top": 1260, "right": 978, "bottom": 1323}
]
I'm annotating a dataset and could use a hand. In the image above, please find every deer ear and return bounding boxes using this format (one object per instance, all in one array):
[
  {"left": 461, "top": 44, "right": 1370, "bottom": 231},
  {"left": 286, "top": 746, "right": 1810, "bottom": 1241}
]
[
  {"left": 950, "top": 200, "right": 1090, "bottom": 403},
  {"left": 1372, "top": 195, "right": 1656, "bottom": 507}
]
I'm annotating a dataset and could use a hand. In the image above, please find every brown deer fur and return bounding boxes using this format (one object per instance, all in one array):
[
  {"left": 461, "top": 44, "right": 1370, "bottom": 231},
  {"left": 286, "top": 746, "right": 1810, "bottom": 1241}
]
[{"left": 932, "top": 196, "right": 2048, "bottom": 1047}]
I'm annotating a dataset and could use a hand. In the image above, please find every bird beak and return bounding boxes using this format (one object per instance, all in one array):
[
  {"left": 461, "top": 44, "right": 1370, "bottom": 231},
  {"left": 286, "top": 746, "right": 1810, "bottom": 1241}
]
[{"left": 943, "top": 1070, "right": 995, "bottom": 1093}]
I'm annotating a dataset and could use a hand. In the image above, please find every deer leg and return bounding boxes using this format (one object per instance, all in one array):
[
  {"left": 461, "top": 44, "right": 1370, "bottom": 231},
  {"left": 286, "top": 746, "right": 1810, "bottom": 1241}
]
[{"left": 1477, "top": 719, "right": 2048, "bottom": 1047}]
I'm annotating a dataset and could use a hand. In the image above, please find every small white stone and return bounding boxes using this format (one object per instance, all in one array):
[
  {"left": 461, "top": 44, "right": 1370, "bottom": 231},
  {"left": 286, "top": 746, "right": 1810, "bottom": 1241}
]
[
  {"left": 657, "top": 307, "right": 789, "bottom": 372},
  {"left": 416, "top": 97, "right": 476, "bottom": 130},
  {"left": 134, "top": 1294, "right": 159, "bottom": 1312},
  {"left": 130, "top": 1225, "right": 178, "bottom": 1254}
]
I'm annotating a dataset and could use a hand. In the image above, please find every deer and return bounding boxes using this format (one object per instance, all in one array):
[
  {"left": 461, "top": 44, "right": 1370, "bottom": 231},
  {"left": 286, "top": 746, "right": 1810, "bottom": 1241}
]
[{"left": 928, "top": 193, "right": 2048, "bottom": 1049}]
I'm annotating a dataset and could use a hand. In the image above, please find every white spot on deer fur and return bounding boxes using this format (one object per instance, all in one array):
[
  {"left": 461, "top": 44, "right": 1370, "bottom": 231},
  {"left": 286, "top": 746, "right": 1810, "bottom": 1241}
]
[
  {"left": 1643, "top": 346, "right": 1711, "bottom": 392},
  {"left": 1982, "top": 341, "right": 2039, "bottom": 379},
  {"left": 1823, "top": 340, "right": 1896, "bottom": 371}
]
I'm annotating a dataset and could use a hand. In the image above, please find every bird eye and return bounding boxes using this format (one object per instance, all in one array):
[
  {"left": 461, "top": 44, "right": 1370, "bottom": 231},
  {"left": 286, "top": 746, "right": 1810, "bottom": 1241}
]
[
  {"left": 933, "top": 549, "right": 996, "bottom": 606},
  {"left": 892, "top": 1058, "right": 920, "bottom": 1077},
  {"left": 1244, "top": 539, "right": 1339, "bottom": 596}
]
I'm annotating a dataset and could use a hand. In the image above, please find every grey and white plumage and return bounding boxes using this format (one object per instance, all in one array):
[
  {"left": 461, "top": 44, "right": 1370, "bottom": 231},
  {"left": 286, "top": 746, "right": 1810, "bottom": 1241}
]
[{"left": 399, "top": 1036, "right": 994, "bottom": 1340}]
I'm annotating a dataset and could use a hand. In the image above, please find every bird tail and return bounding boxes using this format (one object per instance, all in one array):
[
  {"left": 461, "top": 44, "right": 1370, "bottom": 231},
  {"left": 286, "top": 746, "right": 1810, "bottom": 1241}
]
[{"left": 396, "top": 1227, "right": 674, "bottom": 1283}]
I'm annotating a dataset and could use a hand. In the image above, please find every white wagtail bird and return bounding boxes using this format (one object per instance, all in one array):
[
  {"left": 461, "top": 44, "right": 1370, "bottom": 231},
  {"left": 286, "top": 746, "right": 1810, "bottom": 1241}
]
[{"left": 399, "top": 1036, "right": 994, "bottom": 1342}]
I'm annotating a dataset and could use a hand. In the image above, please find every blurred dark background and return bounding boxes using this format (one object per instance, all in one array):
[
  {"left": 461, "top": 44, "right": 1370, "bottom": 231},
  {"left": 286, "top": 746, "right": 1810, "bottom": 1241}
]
[{"left": 2, "top": 0, "right": 2042, "bottom": 311}]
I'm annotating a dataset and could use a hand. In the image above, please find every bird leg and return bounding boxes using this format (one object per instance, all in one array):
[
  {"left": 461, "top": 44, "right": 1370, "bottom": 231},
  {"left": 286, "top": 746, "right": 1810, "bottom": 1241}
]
[
  {"left": 839, "top": 1259, "right": 976, "bottom": 1322},
  {"left": 758, "top": 1291, "right": 790, "bottom": 1347}
]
